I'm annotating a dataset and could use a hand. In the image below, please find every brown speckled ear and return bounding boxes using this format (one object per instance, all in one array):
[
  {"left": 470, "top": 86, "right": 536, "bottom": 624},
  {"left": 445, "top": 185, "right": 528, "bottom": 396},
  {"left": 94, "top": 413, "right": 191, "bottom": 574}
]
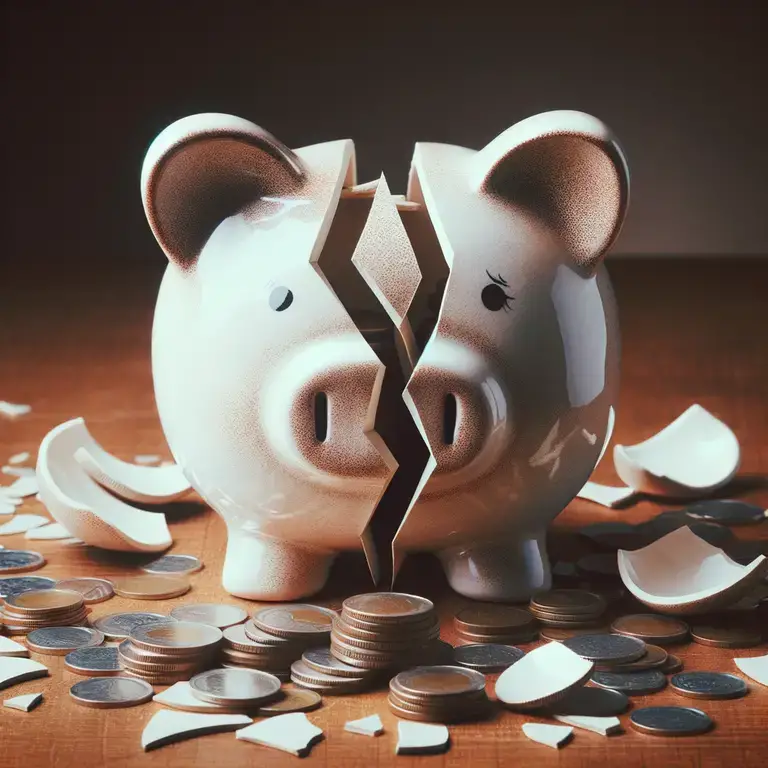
[
  {"left": 141, "top": 114, "right": 305, "bottom": 268},
  {"left": 471, "top": 110, "right": 629, "bottom": 273}
]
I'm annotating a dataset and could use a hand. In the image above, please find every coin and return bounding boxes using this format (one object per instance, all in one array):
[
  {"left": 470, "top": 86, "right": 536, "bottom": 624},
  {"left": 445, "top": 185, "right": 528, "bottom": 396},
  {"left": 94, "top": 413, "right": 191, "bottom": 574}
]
[
  {"left": 597, "top": 643, "right": 668, "bottom": 672},
  {"left": 547, "top": 685, "right": 629, "bottom": 716},
  {"left": 258, "top": 687, "right": 322, "bottom": 715},
  {"left": 454, "top": 606, "right": 535, "bottom": 635},
  {"left": 540, "top": 626, "right": 609, "bottom": 642},
  {"left": 189, "top": 668, "right": 282, "bottom": 705},
  {"left": 342, "top": 593, "right": 434, "bottom": 623},
  {"left": 670, "top": 671, "right": 749, "bottom": 700},
  {"left": 253, "top": 605, "right": 337, "bottom": 638},
  {"left": 141, "top": 554, "right": 203, "bottom": 575},
  {"left": 530, "top": 589, "right": 607, "bottom": 616},
  {"left": 393, "top": 665, "right": 486, "bottom": 699},
  {"left": 576, "top": 553, "right": 620, "bottom": 579},
  {"left": 611, "top": 614, "right": 690, "bottom": 645},
  {"left": 591, "top": 669, "right": 668, "bottom": 695},
  {"left": 65, "top": 646, "right": 121, "bottom": 676},
  {"left": 453, "top": 643, "right": 525, "bottom": 671},
  {"left": 5, "top": 588, "right": 83, "bottom": 614},
  {"left": 70, "top": 676, "right": 154, "bottom": 708},
  {"left": 56, "top": 578, "right": 114, "bottom": 604},
  {"left": 629, "top": 706, "right": 713, "bottom": 736},
  {"left": 130, "top": 621, "right": 222, "bottom": 654},
  {"left": 685, "top": 499, "right": 767, "bottom": 526},
  {"left": 92, "top": 612, "right": 174, "bottom": 640},
  {"left": 112, "top": 574, "right": 190, "bottom": 600},
  {"left": 0, "top": 550, "right": 46, "bottom": 575},
  {"left": 661, "top": 654, "right": 684, "bottom": 674},
  {"left": 562, "top": 634, "right": 646, "bottom": 664},
  {"left": 291, "top": 659, "right": 368, "bottom": 686},
  {"left": 387, "top": 696, "right": 489, "bottom": 724},
  {"left": 0, "top": 575, "right": 56, "bottom": 598},
  {"left": 302, "top": 647, "right": 379, "bottom": 679},
  {"left": 690, "top": 622, "right": 762, "bottom": 648},
  {"left": 223, "top": 623, "right": 279, "bottom": 653},
  {"left": 26, "top": 626, "right": 105, "bottom": 655},
  {"left": 118, "top": 641, "right": 210, "bottom": 673},
  {"left": 170, "top": 603, "right": 247, "bottom": 629}
]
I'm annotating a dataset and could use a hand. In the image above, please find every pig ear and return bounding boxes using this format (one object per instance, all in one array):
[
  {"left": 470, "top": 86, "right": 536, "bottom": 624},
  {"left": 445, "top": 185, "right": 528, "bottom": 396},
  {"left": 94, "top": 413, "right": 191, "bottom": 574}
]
[
  {"left": 470, "top": 111, "right": 629, "bottom": 273},
  {"left": 141, "top": 113, "right": 305, "bottom": 267}
]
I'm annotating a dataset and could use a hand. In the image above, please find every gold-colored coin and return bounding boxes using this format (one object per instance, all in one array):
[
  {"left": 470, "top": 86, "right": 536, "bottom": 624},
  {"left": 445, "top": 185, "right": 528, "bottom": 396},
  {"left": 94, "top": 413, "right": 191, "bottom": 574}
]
[
  {"left": 4, "top": 588, "right": 84, "bottom": 614},
  {"left": 342, "top": 593, "right": 434, "bottom": 624},
  {"left": 454, "top": 606, "right": 536, "bottom": 635},
  {"left": 56, "top": 578, "right": 115, "bottom": 604},
  {"left": 530, "top": 589, "right": 607, "bottom": 616},
  {"left": 252, "top": 604, "right": 337, "bottom": 639},
  {"left": 129, "top": 621, "right": 222, "bottom": 654},
  {"left": 112, "top": 575, "right": 190, "bottom": 600},
  {"left": 257, "top": 687, "right": 322, "bottom": 715}
]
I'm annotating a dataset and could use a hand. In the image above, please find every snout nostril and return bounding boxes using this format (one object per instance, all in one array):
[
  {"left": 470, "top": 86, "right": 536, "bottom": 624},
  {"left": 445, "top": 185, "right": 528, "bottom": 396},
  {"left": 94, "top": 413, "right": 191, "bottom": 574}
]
[
  {"left": 443, "top": 393, "right": 457, "bottom": 445},
  {"left": 314, "top": 392, "right": 328, "bottom": 442}
]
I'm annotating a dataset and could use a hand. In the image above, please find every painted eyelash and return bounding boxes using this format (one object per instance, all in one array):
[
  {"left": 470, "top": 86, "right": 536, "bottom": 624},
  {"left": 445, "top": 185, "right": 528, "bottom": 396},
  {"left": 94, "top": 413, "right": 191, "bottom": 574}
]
[{"left": 486, "top": 270, "right": 509, "bottom": 287}]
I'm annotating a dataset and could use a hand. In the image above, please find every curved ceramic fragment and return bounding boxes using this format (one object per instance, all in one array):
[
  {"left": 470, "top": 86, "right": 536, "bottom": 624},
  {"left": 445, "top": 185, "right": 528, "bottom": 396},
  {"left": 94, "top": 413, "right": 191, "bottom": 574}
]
[
  {"left": 0, "top": 497, "right": 18, "bottom": 515},
  {"left": 141, "top": 710, "right": 252, "bottom": 751},
  {"left": 0, "top": 637, "right": 29, "bottom": 658},
  {"left": 577, "top": 481, "right": 636, "bottom": 508},
  {"left": 2, "top": 466, "right": 36, "bottom": 478},
  {"left": 618, "top": 526, "right": 768, "bottom": 614},
  {"left": 613, "top": 405, "right": 740, "bottom": 497},
  {"left": 345, "top": 714, "right": 384, "bottom": 737},
  {"left": 734, "top": 654, "right": 768, "bottom": 687},
  {"left": 554, "top": 714, "right": 621, "bottom": 736},
  {"left": 1, "top": 475, "right": 39, "bottom": 499},
  {"left": 495, "top": 642, "right": 594, "bottom": 710},
  {"left": 236, "top": 712, "right": 323, "bottom": 756},
  {"left": 396, "top": 722, "right": 450, "bottom": 755},
  {"left": 37, "top": 420, "right": 172, "bottom": 553},
  {"left": 0, "top": 657, "right": 48, "bottom": 690},
  {"left": 521, "top": 723, "right": 573, "bottom": 749},
  {"left": 0, "top": 515, "right": 49, "bottom": 536},
  {"left": 25, "top": 523, "right": 73, "bottom": 541},
  {"left": 8, "top": 452, "right": 30, "bottom": 465},
  {"left": 3, "top": 692, "right": 43, "bottom": 712},
  {"left": 0, "top": 401, "right": 31, "bottom": 418},
  {"left": 154, "top": 682, "right": 244, "bottom": 713}
]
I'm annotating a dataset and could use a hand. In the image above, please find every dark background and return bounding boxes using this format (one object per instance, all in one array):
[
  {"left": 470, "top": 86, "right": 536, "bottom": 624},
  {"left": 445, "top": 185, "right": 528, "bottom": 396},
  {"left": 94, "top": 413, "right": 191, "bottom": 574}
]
[{"left": 1, "top": 0, "right": 766, "bottom": 289}]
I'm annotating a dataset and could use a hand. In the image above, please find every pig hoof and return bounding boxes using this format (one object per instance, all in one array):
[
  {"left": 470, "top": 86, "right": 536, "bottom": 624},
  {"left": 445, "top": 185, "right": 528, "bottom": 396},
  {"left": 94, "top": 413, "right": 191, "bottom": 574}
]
[
  {"left": 222, "top": 532, "right": 335, "bottom": 601},
  {"left": 438, "top": 534, "right": 551, "bottom": 602}
]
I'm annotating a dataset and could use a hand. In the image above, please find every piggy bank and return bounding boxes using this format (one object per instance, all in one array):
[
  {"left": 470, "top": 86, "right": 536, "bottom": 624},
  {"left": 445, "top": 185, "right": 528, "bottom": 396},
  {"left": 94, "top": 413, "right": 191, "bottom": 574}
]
[{"left": 142, "top": 110, "right": 627, "bottom": 602}]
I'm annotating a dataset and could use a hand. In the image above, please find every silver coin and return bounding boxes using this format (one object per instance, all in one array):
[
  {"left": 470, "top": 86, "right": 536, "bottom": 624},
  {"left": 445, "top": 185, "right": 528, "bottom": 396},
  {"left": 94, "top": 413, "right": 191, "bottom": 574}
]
[
  {"left": 563, "top": 634, "right": 647, "bottom": 664},
  {"left": 92, "top": 612, "right": 175, "bottom": 640},
  {"left": 685, "top": 500, "right": 767, "bottom": 526},
  {"left": 547, "top": 686, "right": 630, "bottom": 716},
  {"left": 629, "top": 706, "right": 713, "bottom": 736},
  {"left": 0, "top": 550, "right": 46, "bottom": 574},
  {"left": 453, "top": 643, "right": 525, "bottom": 671},
  {"left": 591, "top": 669, "right": 667, "bottom": 695},
  {"left": 670, "top": 672, "right": 749, "bottom": 700},
  {"left": 170, "top": 603, "right": 247, "bottom": 629},
  {"left": 70, "top": 676, "right": 154, "bottom": 708},
  {"left": 189, "top": 668, "right": 282, "bottom": 705},
  {"left": 0, "top": 575, "right": 56, "bottom": 597},
  {"left": 302, "top": 647, "right": 375, "bottom": 678},
  {"left": 56, "top": 577, "right": 114, "bottom": 604},
  {"left": 65, "top": 646, "right": 121, "bottom": 676},
  {"left": 26, "top": 626, "right": 105, "bottom": 654},
  {"left": 141, "top": 554, "right": 203, "bottom": 575}
]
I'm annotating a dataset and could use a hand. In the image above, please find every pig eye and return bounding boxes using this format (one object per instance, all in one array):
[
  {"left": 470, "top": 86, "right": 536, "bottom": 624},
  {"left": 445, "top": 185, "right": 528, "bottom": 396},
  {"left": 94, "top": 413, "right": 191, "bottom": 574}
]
[
  {"left": 269, "top": 286, "right": 294, "bottom": 312},
  {"left": 482, "top": 270, "right": 514, "bottom": 312}
]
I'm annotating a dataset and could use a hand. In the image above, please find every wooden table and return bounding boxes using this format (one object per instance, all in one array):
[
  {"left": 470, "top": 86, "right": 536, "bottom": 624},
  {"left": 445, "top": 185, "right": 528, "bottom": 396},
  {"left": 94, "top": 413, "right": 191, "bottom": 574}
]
[{"left": 1, "top": 257, "right": 766, "bottom": 767}]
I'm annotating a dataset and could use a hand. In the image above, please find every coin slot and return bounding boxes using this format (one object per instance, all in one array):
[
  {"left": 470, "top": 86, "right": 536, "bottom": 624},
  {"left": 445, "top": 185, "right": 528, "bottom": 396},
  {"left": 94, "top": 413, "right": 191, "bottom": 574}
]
[
  {"left": 443, "top": 393, "right": 457, "bottom": 445},
  {"left": 314, "top": 392, "right": 328, "bottom": 443}
]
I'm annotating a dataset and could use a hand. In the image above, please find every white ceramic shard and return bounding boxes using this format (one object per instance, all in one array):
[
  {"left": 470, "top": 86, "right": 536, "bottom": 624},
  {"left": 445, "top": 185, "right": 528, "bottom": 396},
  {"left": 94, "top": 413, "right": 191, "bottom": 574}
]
[
  {"left": 521, "top": 723, "right": 573, "bottom": 749},
  {"left": 154, "top": 682, "right": 243, "bottom": 713},
  {"left": 25, "top": 522, "right": 73, "bottom": 540},
  {"left": 0, "top": 637, "right": 29, "bottom": 658},
  {"left": 613, "top": 405, "right": 740, "bottom": 498},
  {"left": 236, "top": 712, "right": 323, "bottom": 756},
  {"left": 8, "top": 452, "right": 30, "bottom": 465},
  {"left": 345, "top": 714, "right": 384, "bottom": 737},
  {"left": 396, "top": 722, "right": 450, "bottom": 755},
  {"left": 141, "top": 710, "right": 252, "bottom": 751},
  {"left": 734, "top": 654, "right": 768, "bottom": 687},
  {"left": 2, "top": 466, "right": 36, "bottom": 478},
  {"left": 37, "top": 419, "right": 173, "bottom": 552},
  {"left": 0, "top": 497, "right": 17, "bottom": 515},
  {"left": 554, "top": 714, "right": 621, "bottom": 736},
  {"left": 0, "top": 657, "right": 48, "bottom": 690},
  {"left": 134, "top": 454, "right": 161, "bottom": 466},
  {"left": 496, "top": 642, "right": 594, "bottom": 710},
  {"left": 3, "top": 692, "right": 43, "bottom": 712},
  {"left": 576, "top": 481, "right": 636, "bottom": 508},
  {"left": 0, "top": 401, "right": 31, "bottom": 418},
  {"left": 0, "top": 514, "right": 49, "bottom": 536},
  {"left": 618, "top": 526, "right": 768, "bottom": 614},
  {"left": 1, "top": 475, "right": 39, "bottom": 498}
]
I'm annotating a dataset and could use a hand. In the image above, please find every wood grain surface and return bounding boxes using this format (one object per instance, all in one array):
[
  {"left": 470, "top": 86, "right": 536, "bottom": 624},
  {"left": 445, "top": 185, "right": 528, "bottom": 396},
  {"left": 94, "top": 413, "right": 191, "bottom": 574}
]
[{"left": 1, "top": 258, "right": 766, "bottom": 767}]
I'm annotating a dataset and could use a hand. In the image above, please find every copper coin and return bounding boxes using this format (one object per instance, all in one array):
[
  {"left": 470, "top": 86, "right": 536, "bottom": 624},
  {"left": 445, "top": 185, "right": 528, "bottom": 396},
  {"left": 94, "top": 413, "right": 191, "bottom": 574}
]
[
  {"left": 252, "top": 605, "right": 337, "bottom": 638},
  {"left": 170, "top": 603, "right": 248, "bottom": 629},
  {"left": 392, "top": 665, "right": 486, "bottom": 699},
  {"left": 530, "top": 590, "right": 607, "bottom": 616},
  {"left": 597, "top": 643, "right": 668, "bottom": 672},
  {"left": 333, "top": 615, "right": 439, "bottom": 642},
  {"left": 387, "top": 695, "right": 490, "bottom": 724},
  {"left": 118, "top": 641, "right": 210, "bottom": 672},
  {"left": 540, "top": 626, "right": 610, "bottom": 642},
  {"left": 341, "top": 592, "right": 434, "bottom": 624},
  {"left": 112, "top": 575, "right": 190, "bottom": 600},
  {"left": 611, "top": 614, "right": 690, "bottom": 644},
  {"left": 338, "top": 611, "right": 438, "bottom": 635},
  {"left": 661, "top": 654, "right": 684, "bottom": 674},
  {"left": 243, "top": 620, "right": 296, "bottom": 646},
  {"left": 224, "top": 623, "right": 286, "bottom": 654},
  {"left": 130, "top": 621, "right": 222, "bottom": 654},
  {"left": 454, "top": 605, "right": 536, "bottom": 635},
  {"left": 258, "top": 687, "right": 322, "bottom": 715},
  {"left": 56, "top": 578, "right": 114, "bottom": 604},
  {"left": 5, "top": 588, "right": 83, "bottom": 615},
  {"left": 690, "top": 622, "right": 762, "bottom": 648},
  {"left": 333, "top": 625, "right": 438, "bottom": 652},
  {"left": 456, "top": 630, "right": 539, "bottom": 646}
]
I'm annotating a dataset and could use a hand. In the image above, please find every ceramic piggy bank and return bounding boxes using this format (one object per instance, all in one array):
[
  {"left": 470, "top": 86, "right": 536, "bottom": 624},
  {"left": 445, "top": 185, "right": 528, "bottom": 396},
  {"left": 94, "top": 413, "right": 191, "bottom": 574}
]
[{"left": 142, "top": 110, "right": 628, "bottom": 602}]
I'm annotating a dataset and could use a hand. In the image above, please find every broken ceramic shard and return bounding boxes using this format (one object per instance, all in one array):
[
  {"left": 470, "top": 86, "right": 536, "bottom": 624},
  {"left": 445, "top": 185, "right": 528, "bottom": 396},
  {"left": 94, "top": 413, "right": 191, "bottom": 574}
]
[
  {"left": 553, "top": 714, "right": 622, "bottom": 735},
  {"left": 154, "top": 681, "right": 244, "bottom": 713},
  {"left": 3, "top": 692, "right": 43, "bottom": 712},
  {"left": 618, "top": 526, "right": 768, "bottom": 615},
  {"left": 576, "top": 481, "right": 636, "bottom": 508},
  {"left": 396, "top": 721, "right": 450, "bottom": 755},
  {"left": 141, "top": 710, "right": 252, "bottom": 751},
  {"left": 0, "top": 401, "right": 31, "bottom": 418},
  {"left": 613, "top": 405, "right": 739, "bottom": 498},
  {"left": 8, "top": 452, "right": 30, "bottom": 465},
  {"left": 36, "top": 419, "right": 172, "bottom": 552},
  {"left": 0, "top": 637, "right": 30, "bottom": 658},
  {"left": 734, "top": 654, "right": 768, "bottom": 687},
  {"left": 344, "top": 713, "right": 384, "bottom": 737},
  {"left": 0, "top": 515, "right": 49, "bottom": 536},
  {"left": 521, "top": 723, "right": 573, "bottom": 749},
  {"left": 2, "top": 466, "right": 36, "bottom": 478},
  {"left": 133, "top": 454, "right": 161, "bottom": 466},
  {"left": 495, "top": 641, "right": 594, "bottom": 710},
  {"left": 1, "top": 475, "right": 39, "bottom": 499},
  {"left": 25, "top": 522, "right": 73, "bottom": 540},
  {"left": 235, "top": 712, "right": 323, "bottom": 756},
  {"left": 0, "top": 657, "right": 49, "bottom": 690},
  {"left": 0, "top": 498, "right": 17, "bottom": 515}
]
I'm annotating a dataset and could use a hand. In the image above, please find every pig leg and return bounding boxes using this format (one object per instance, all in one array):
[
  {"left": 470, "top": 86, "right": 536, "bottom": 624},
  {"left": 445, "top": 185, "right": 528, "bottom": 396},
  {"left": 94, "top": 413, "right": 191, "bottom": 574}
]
[
  {"left": 222, "top": 528, "right": 336, "bottom": 601},
  {"left": 437, "top": 531, "right": 551, "bottom": 602}
]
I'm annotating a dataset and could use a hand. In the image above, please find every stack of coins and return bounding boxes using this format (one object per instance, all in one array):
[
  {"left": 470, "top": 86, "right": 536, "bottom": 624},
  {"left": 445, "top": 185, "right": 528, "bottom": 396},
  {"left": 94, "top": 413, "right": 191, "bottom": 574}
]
[
  {"left": 221, "top": 624, "right": 303, "bottom": 681},
  {"left": 388, "top": 665, "right": 491, "bottom": 723},
  {"left": 1, "top": 588, "right": 89, "bottom": 634},
  {"left": 118, "top": 621, "right": 223, "bottom": 685},
  {"left": 529, "top": 589, "right": 607, "bottom": 628},
  {"left": 453, "top": 606, "right": 538, "bottom": 645},
  {"left": 329, "top": 593, "right": 442, "bottom": 673}
]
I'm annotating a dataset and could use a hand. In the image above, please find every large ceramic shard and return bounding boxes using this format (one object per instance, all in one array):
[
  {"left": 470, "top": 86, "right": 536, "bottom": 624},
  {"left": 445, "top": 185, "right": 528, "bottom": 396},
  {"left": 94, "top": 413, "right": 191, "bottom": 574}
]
[{"left": 141, "top": 710, "right": 252, "bottom": 751}]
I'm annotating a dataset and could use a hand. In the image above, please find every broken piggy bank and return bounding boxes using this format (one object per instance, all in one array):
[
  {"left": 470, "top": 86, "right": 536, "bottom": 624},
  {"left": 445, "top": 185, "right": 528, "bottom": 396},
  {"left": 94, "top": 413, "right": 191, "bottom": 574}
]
[{"left": 142, "top": 110, "right": 628, "bottom": 601}]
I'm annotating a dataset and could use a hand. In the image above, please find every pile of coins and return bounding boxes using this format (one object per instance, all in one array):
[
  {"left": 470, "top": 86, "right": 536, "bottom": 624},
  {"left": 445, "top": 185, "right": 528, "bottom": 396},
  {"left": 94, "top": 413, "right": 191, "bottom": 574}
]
[
  {"left": 1, "top": 588, "right": 89, "bottom": 634},
  {"left": 529, "top": 589, "right": 607, "bottom": 630},
  {"left": 453, "top": 605, "right": 538, "bottom": 646},
  {"left": 118, "top": 621, "right": 223, "bottom": 685},
  {"left": 292, "top": 648, "right": 381, "bottom": 694}
]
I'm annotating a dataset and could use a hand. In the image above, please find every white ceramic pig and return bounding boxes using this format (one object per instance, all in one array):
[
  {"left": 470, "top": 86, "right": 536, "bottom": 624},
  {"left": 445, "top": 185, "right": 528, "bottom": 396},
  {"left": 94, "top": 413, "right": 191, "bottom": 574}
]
[{"left": 142, "top": 110, "right": 627, "bottom": 602}]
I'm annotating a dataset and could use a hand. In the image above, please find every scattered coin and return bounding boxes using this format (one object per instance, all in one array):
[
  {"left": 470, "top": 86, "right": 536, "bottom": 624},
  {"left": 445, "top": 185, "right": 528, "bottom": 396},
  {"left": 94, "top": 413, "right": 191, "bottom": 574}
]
[
  {"left": 112, "top": 575, "right": 190, "bottom": 600},
  {"left": 540, "top": 626, "right": 610, "bottom": 642},
  {"left": 290, "top": 659, "right": 370, "bottom": 694},
  {"left": 531, "top": 590, "right": 607, "bottom": 616},
  {"left": 56, "top": 577, "right": 115, "bottom": 604},
  {"left": 611, "top": 614, "right": 690, "bottom": 645},
  {"left": 258, "top": 687, "right": 322, "bottom": 715},
  {"left": 92, "top": 612, "right": 174, "bottom": 640},
  {"left": 597, "top": 643, "right": 668, "bottom": 673},
  {"left": 453, "top": 643, "right": 525, "bottom": 671},
  {"left": 0, "top": 550, "right": 46, "bottom": 575},
  {"left": 130, "top": 621, "right": 222, "bottom": 655},
  {"left": 64, "top": 646, "right": 121, "bottom": 676},
  {"left": 5, "top": 588, "right": 83, "bottom": 614},
  {"left": 253, "top": 604, "right": 337, "bottom": 639},
  {"left": 0, "top": 575, "right": 56, "bottom": 598},
  {"left": 170, "top": 603, "right": 247, "bottom": 629},
  {"left": 141, "top": 554, "right": 203, "bottom": 575},
  {"left": 576, "top": 553, "right": 620, "bottom": 579},
  {"left": 591, "top": 669, "right": 667, "bottom": 695},
  {"left": 629, "top": 706, "right": 713, "bottom": 736},
  {"left": 562, "top": 634, "right": 646, "bottom": 664},
  {"left": 70, "top": 676, "right": 154, "bottom": 708},
  {"left": 661, "top": 654, "right": 684, "bottom": 674},
  {"left": 342, "top": 593, "right": 434, "bottom": 624},
  {"left": 394, "top": 665, "right": 486, "bottom": 699},
  {"left": 690, "top": 622, "right": 762, "bottom": 648},
  {"left": 454, "top": 606, "right": 536, "bottom": 636},
  {"left": 546, "top": 685, "right": 629, "bottom": 717},
  {"left": 26, "top": 626, "right": 105, "bottom": 656},
  {"left": 685, "top": 499, "right": 767, "bottom": 526},
  {"left": 189, "top": 668, "right": 282, "bottom": 706},
  {"left": 302, "top": 647, "right": 378, "bottom": 679},
  {"left": 670, "top": 671, "right": 749, "bottom": 700}
]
